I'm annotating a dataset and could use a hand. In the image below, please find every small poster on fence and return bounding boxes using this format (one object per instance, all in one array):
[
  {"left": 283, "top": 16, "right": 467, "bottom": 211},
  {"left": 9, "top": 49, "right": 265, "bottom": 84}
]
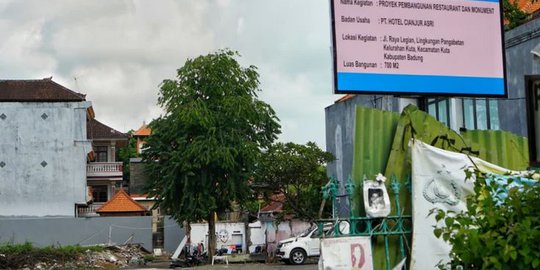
[{"left": 319, "top": 236, "right": 373, "bottom": 270}]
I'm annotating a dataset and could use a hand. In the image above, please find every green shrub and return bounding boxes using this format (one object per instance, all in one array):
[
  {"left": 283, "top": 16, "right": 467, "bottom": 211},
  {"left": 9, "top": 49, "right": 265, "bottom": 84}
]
[
  {"left": 144, "top": 254, "right": 157, "bottom": 262},
  {"left": 432, "top": 171, "right": 540, "bottom": 269}
]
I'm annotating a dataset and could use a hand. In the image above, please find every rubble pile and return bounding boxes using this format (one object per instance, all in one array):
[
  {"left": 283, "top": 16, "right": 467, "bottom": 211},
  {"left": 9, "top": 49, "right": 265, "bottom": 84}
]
[
  {"left": 0, "top": 244, "right": 151, "bottom": 270},
  {"left": 81, "top": 244, "right": 149, "bottom": 268}
]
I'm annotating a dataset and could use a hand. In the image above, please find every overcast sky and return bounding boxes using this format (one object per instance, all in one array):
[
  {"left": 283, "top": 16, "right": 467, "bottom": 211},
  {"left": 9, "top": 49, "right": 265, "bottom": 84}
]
[{"left": 0, "top": 0, "right": 340, "bottom": 149}]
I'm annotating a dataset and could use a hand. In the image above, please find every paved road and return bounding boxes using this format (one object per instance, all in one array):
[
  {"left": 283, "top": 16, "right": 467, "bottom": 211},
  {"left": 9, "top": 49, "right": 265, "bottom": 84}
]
[
  {"left": 189, "top": 262, "right": 317, "bottom": 270},
  {"left": 134, "top": 261, "right": 318, "bottom": 270}
]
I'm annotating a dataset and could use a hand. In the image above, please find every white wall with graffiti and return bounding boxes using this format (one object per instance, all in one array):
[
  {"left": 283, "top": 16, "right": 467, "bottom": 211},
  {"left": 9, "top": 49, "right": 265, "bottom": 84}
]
[
  {"left": 190, "top": 222, "right": 246, "bottom": 254},
  {"left": 188, "top": 220, "right": 312, "bottom": 257}
]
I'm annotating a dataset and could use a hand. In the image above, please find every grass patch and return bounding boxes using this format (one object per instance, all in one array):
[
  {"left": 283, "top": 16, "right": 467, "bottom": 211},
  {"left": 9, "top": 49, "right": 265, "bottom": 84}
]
[
  {"left": 143, "top": 254, "right": 157, "bottom": 262},
  {"left": 0, "top": 242, "right": 105, "bottom": 269}
]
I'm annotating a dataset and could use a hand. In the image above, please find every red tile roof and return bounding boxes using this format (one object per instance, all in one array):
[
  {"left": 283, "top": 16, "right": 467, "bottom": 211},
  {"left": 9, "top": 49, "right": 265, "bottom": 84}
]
[
  {"left": 0, "top": 78, "right": 86, "bottom": 102},
  {"left": 260, "top": 193, "right": 285, "bottom": 213},
  {"left": 134, "top": 122, "right": 151, "bottom": 136},
  {"left": 96, "top": 189, "right": 148, "bottom": 213},
  {"left": 87, "top": 118, "right": 128, "bottom": 140},
  {"left": 335, "top": 94, "right": 355, "bottom": 104},
  {"left": 512, "top": 0, "right": 540, "bottom": 14}
]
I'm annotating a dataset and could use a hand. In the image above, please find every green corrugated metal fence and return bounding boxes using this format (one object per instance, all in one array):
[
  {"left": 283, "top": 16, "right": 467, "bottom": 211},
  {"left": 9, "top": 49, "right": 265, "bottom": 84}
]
[
  {"left": 351, "top": 106, "right": 399, "bottom": 216},
  {"left": 349, "top": 104, "right": 530, "bottom": 270},
  {"left": 461, "top": 130, "right": 529, "bottom": 171}
]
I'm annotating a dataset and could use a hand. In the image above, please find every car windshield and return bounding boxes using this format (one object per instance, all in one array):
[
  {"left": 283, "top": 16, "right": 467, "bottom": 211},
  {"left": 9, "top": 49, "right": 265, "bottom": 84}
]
[{"left": 299, "top": 226, "right": 316, "bottom": 237}]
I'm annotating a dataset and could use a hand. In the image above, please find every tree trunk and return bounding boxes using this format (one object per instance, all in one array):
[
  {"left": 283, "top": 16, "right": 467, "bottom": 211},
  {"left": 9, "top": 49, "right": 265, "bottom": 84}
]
[
  {"left": 184, "top": 221, "right": 191, "bottom": 244},
  {"left": 318, "top": 198, "right": 327, "bottom": 218},
  {"left": 208, "top": 212, "right": 216, "bottom": 261},
  {"left": 244, "top": 211, "right": 250, "bottom": 254}
]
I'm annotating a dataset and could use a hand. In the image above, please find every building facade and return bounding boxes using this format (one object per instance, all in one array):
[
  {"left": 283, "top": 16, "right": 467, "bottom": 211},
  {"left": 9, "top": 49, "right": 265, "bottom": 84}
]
[
  {"left": 0, "top": 78, "right": 92, "bottom": 216},
  {"left": 133, "top": 122, "right": 150, "bottom": 154},
  {"left": 78, "top": 118, "right": 128, "bottom": 217}
]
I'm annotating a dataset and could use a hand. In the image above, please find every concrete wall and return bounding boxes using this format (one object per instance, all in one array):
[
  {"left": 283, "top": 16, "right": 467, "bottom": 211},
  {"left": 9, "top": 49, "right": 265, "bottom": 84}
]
[
  {"left": 0, "top": 216, "right": 185, "bottom": 254},
  {"left": 163, "top": 217, "right": 185, "bottom": 254},
  {"left": 0, "top": 102, "right": 91, "bottom": 216},
  {"left": 501, "top": 19, "right": 540, "bottom": 137},
  {"left": 0, "top": 216, "right": 153, "bottom": 250}
]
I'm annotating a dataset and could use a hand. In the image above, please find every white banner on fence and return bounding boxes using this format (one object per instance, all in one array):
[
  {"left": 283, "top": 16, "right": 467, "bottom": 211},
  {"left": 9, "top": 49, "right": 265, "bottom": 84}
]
[
  {"left": 410, "top": 140, "right": 516, "bottom": 269},
  {"left": 319, "top": 236, "right": 373, "bottom": 270}
]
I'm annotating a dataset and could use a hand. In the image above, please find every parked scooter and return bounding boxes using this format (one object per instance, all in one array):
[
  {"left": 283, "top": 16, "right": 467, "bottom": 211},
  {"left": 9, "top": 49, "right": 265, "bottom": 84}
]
[{"left": 169, "top": 244, "right": 206, "bottom": 268}]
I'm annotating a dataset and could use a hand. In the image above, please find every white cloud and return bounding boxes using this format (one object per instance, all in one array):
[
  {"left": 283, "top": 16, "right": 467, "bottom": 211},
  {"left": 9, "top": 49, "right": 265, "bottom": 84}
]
[
  {"left": 217, "top": 0, "right": 231, "bottom": 8},
  {"left": 236, "top": 17, "right": 244, "bottom": 36},
  {"left": 0, "top": 19, "right": 57, "bottom": 78},
  {"left": 0, "top": 0, "right": 337, "bottom": 148}
]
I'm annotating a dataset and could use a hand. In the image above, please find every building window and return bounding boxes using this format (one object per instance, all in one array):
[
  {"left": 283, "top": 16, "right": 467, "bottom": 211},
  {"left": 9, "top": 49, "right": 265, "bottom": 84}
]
[
  {"left": 427, "top": 98, "right": 450, "bottom": 126},
  {"left": 91, "top": 185, "right": 108, "bottom": 202},
  {"left": 462, "top": 98, "right": 499, "bottom": 130},
  {"left": 95, "top": 146, "right": 108, "bottom": 162}
]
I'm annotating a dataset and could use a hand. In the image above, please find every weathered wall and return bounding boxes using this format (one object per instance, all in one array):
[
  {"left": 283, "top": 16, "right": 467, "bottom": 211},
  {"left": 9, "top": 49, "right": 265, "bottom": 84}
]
[
  {"left": 502, "top": 19, "right": 540, "bottom": 136},
  {"left": 255, "top": 219, "right": 311, "bottom": 257},
  {"left": 0, "top": 102, "right": 91, "bottom": 216},
  {"left": 248, "top": 221, "right": 266, "bottom": 253},
  {"left": 0, "top": 216, "right": 153, "bottom": 250}
]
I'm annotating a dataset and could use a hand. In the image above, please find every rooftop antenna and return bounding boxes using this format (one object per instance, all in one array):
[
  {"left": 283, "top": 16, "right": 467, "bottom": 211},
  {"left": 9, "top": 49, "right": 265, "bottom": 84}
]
[
  {"left": 73, "top": 76, "right": 87, "bottom": 95},
  {"left": 74, "top": 76, "right": 80, "bottom": 91}
]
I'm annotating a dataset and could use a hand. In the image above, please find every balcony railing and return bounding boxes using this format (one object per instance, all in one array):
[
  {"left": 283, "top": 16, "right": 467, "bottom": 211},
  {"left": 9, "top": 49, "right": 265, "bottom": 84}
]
[
  {"left": 76, "top": 203, "right": 103, "bottom": 217},
  {"left": 87, "top": 162, "right": 123, "bottom": 178}
]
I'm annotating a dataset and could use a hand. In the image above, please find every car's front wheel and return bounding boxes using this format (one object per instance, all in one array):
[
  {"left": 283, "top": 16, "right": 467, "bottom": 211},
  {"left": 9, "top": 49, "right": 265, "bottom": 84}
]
[{"left": 289, "top": 248, "right": 307, "bottom": 265}]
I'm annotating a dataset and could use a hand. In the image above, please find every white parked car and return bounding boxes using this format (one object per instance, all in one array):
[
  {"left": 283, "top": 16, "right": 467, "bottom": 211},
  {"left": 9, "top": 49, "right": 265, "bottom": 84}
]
[{"left": 276, "top": 222, "right": 349, "bottom": 265}]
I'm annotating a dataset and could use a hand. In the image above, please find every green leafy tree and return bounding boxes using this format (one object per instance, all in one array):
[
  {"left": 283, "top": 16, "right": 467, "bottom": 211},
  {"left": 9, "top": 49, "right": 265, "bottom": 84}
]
[
  {"left": 142, "top": 49, "right": 280, "bottom": 259},
  {"left": 503, "top": 0, "right": 529, "bottom": 30},
  {"left": 117, "top": 130, "right": 140, "bottom": 183},
  {"left": 432, "top": 170, "right": 540, "bottom": 269},
  {"left": 252, "top": 142, "right": 334, "bottom": 221}
]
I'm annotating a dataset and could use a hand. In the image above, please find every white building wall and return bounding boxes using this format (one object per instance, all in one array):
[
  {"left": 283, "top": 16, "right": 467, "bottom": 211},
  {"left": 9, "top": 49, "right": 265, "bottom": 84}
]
[
  {"left": 0, "top": 101, "right": 92, "bottom": 216},
  {"left": 190, "top": 222, "right": 246, "bottom": 253}
]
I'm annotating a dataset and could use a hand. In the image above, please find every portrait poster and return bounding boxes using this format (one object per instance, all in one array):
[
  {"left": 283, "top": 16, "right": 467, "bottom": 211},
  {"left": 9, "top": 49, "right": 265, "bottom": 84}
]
[
  {"left": 319, "top": 236, "right": 373, "bottom": 270},
  {"left": 363, "top": 180, "right": 391, "bottom": 218}
]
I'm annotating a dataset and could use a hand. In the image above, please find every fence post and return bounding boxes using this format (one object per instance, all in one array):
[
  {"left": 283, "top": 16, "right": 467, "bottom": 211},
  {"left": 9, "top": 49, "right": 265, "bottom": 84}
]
[
  {"left": 345, "top": 175, "right": 356, "bottom": 234},
  {"left": 322, "top": 177, "right": 338, "bottom": 218},
  {"left": 391, "top": 176, "right": 407, "bottom": 267}
]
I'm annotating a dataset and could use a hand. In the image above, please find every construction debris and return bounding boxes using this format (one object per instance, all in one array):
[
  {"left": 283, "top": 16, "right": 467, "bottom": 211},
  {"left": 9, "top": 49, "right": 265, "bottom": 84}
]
[{"left": 0, "top": 244, "right": 152, "bottom": 269}]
